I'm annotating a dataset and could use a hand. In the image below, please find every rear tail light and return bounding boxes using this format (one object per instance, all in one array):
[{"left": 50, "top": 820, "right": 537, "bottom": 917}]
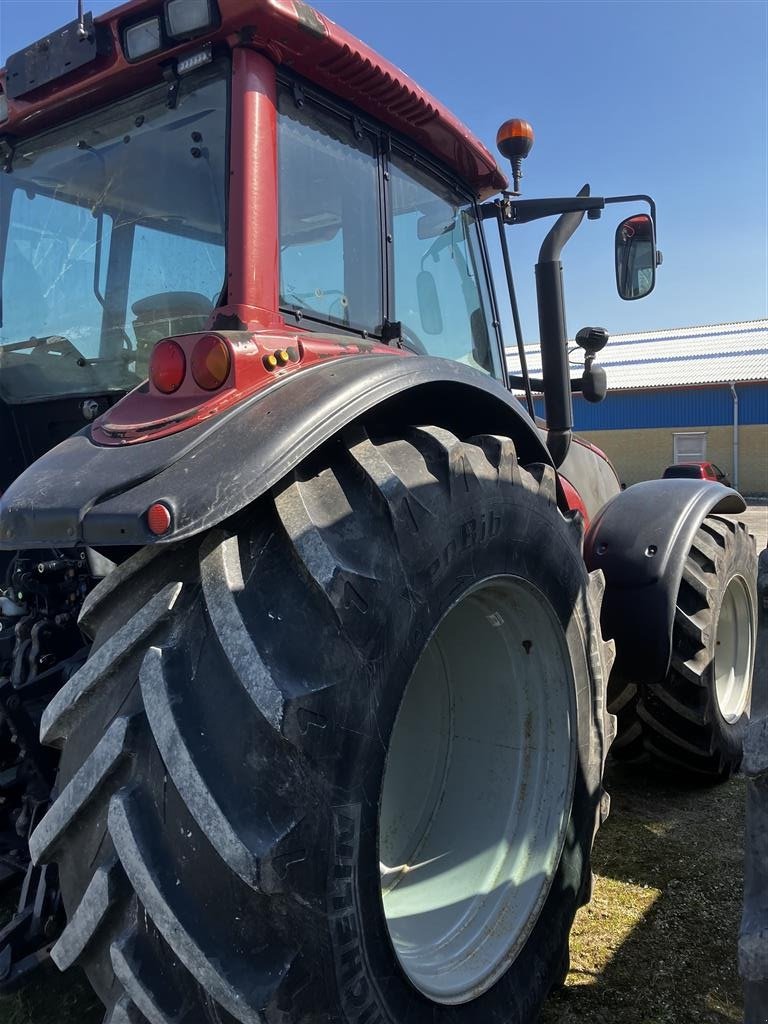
[
  {"left": 150, "top": 339, "right": 186, "bottom": 394},
  {"left": 191, "top": 334, "right": 231, "bottom": 390}
]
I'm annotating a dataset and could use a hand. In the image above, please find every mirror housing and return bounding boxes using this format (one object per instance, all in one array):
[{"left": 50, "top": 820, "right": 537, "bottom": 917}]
[
  {"left": 581, "top": 361, "right": 607, "bottom": 403},
  {"left": 615, "top": 213, "right": 658, "bottom": 300}
]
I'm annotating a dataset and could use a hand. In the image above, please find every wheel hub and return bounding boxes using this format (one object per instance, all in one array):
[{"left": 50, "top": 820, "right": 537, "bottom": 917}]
[
  {"left": 378, "top": 576, "right": 576, "bottom": 1004},
  {"left": 714, "top": 574, "right": 754, "bottom": 722}
]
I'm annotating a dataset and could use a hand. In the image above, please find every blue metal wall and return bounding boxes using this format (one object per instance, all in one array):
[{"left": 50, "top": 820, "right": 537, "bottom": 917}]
[{"left": 531, "top": 383, "right": 768, "bottom": 431}]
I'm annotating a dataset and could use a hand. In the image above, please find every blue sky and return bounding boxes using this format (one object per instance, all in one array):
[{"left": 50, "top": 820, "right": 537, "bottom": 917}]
[{"left": 2, "top": 0, "right": 766, "bottom": 342}]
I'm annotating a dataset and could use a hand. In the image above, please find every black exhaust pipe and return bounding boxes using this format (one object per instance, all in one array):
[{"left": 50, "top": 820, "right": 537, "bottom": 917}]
[{"left": 535, "top": 184, "right": 591, "bottom": 466}]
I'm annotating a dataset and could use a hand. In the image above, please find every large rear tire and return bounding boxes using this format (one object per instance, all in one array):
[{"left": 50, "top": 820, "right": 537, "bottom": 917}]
[
  {"left": 609, "top": 515, "right": 756, "bottom": 779},
  {"left": 31, "top": 427, "right": 614, "bottom": 1023}
]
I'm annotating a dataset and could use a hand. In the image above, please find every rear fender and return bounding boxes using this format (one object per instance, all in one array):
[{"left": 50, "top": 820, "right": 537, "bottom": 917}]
[
  {"left": 584, "top": 479, "right": 746, "bottom": 684},
  {"left": 0, "top": 355, "right": 551, "bottom": 550}
]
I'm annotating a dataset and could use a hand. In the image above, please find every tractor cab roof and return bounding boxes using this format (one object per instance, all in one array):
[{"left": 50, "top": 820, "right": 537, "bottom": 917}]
[{"left": 0, "top": 0, "right": 507, "bottom": 199}]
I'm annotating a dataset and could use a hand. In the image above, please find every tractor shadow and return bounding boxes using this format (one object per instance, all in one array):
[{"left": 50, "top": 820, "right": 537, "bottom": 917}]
[
  {"left": 540, "top": 760, "right": 746, "bottom": 1024},
  {"left": 0, "top": 760, "right": 746, "bottom": 1024}
]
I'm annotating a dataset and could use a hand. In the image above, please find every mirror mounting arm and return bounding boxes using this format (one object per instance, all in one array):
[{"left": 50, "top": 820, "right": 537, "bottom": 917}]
[
  {"left": 492, "top": 192, "right": 657, "bottom": 233},
  {"left": 499, "top": 193, "right": 606, "bottom": 226},
  {"left": 604, "top": 193, "right": 657, "bottom": 225}
]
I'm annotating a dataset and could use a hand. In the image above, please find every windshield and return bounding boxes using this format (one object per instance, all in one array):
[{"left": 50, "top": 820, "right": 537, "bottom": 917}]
[
  {"left": 0, "top": 58, "right": 228, "bottom": 402},
  {"left": 663, "top": 465, "right": 702, "bottom": 479}
]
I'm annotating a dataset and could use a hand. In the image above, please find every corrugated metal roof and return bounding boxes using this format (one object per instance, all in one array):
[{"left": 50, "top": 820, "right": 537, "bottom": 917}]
[{"left": 506, "top": 319, "right": 768, "bottom": 390}]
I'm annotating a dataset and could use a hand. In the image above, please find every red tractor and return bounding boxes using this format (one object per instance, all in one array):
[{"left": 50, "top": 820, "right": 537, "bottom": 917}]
[{"left": 0, "top": 1, "right": 756, "bottom": 1018}]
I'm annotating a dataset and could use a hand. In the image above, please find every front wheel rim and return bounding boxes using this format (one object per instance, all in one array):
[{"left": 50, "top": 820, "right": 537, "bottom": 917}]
[
  {"left": 714, "top": 574, "right": 754, "bottom": 722},
  {"left": 378, "top": 576, "right": 577, "bottom": 1005}
]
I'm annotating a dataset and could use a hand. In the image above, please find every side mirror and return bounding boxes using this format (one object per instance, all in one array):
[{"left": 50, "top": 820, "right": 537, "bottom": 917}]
[
  {"left": 615, "top": 213, "right": 658, "bottom": 300},
  {"left": 416, "top": 270, "right": 443, "bottom": 335},
  {"left": 581, "top": 361, "right": 607, "bottom": 403}
]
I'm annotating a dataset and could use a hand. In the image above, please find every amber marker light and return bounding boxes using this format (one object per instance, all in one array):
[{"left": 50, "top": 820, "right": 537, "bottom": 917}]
[
  {"left": 191, "top": 334, "right": 231, "bottom": 390},
  {"left": 496, "top": 119, "right": 535, "bottom": 194},
  {"left": 496, "top": 118, "right": 534, "bottom": 153},
  {"left": 150, "top": 339, "right": 186, "bottom": 394},
  {"left": 147, "top": 502, "right": 172, "bottom": 535}
]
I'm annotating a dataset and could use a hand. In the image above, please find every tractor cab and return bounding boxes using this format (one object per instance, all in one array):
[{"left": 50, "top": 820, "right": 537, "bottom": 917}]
[{"left": 1, "top": 0, "right": 659, "bottom": 473}]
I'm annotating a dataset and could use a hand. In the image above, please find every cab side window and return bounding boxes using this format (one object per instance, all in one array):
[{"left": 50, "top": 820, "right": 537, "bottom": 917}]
[
  {"left": 278, "top": 86, "right": 383, "bottom": 335},
  {"left": 390, "top": 154, "right": 500, "bottom": 378}
]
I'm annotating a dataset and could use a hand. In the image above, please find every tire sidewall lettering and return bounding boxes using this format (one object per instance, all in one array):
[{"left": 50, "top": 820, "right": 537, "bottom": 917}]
[{"left": 329, "top": 804, "right": 388, "bottom": 1024}]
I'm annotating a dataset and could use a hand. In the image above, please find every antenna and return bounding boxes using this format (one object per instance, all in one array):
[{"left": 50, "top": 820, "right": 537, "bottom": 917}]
[{"left": 77, "top": 0, "right": 88, "bottom": 40}]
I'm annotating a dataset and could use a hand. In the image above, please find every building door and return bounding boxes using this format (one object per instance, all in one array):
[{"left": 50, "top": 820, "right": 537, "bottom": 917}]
[{"left": 673, "top": 431, "right": 707, "bottom": 463}]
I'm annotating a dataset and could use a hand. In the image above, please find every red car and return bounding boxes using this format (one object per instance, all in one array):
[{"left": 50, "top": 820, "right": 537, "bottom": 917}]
[{"left": 662, "top": 461, "right": 733, "bottom": 487}]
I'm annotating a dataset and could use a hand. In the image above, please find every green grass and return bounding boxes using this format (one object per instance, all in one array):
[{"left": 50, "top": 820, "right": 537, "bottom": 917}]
[
  {"left": 542, "top": 763, "right": 745, "bottom": 1024},
  {"left": 0, "top": 763, "right": 745, "bottom": 1023},
  {"left": 0, "top": 962, "right": 101, "bottom": 1024}
]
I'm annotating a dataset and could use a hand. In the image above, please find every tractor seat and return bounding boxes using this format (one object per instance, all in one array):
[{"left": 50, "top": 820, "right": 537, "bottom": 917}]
[{"left": 132, "top": 292, "right": 213, "bottom": 375}]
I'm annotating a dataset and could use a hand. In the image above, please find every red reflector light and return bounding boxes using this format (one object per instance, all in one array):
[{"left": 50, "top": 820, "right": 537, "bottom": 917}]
[
  {"left": 147, "top": 502, "right": 172, "bottom": 535},
  {"left": 150, "top": 339, "right": 186, "bottom": 394},
  {"left": 191, "top": 334, "right": 231, "bottom": 390}
]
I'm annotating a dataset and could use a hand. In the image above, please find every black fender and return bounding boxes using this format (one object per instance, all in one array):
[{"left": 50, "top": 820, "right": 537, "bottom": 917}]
[
  {"left": 584, "top": 479, "right": 746, "bottom": 684},
  {"left": 0, "top": 354, "right": 551, "bottom": 551}
]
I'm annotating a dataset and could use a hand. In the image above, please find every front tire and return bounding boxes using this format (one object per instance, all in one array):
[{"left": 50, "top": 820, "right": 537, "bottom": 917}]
[
  {"left": 31, "top": 427, "right": 614, "bottom": 1023},
  {"left": 609, "top": 515, "right": 756, "bottom": 779}
]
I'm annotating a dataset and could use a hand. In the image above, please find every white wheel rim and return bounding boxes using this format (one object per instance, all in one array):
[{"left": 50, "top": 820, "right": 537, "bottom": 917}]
[
  {"left": 378, "top": 576, "right": 577, "bottom": 1005},
  {"left": 714, "top": 574, "right": 754, "bottom": 722}
]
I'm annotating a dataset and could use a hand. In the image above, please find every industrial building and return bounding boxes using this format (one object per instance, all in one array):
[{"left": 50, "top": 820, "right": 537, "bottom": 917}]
[{"left": 507, "top": 319, "right": 768, "bottom": 495}]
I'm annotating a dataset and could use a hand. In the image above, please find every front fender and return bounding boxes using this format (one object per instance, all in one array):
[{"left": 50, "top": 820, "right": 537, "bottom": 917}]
[
  {"left": 584, "top": 479, "right": 746, "bottom": 684},
  {"left": 0, "top": 355, "right": 551, "bottom": 550}
]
